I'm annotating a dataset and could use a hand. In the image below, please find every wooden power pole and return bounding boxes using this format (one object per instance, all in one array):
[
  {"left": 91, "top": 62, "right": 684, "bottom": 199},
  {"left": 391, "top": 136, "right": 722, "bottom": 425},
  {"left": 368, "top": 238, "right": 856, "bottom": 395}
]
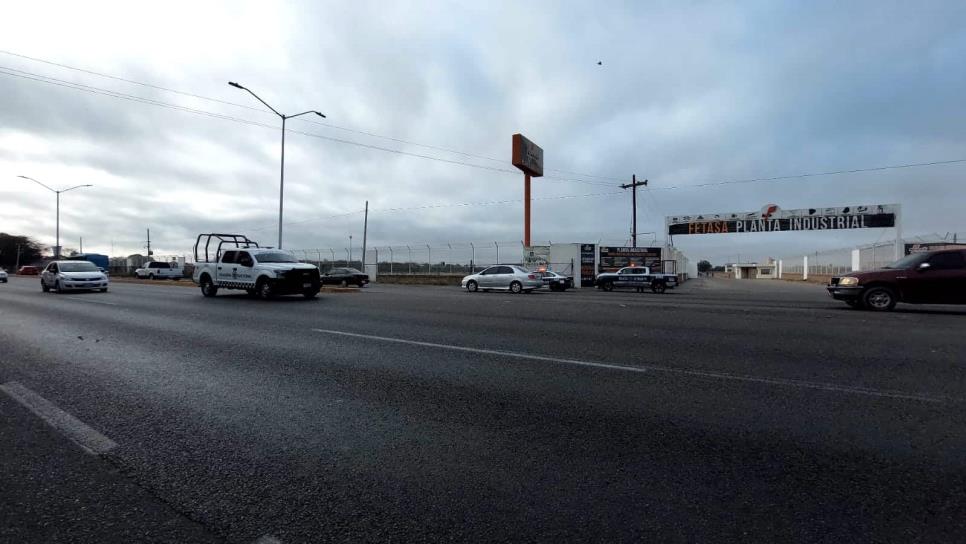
[{"left": 620, "top": 175, "right": 648, "bottom": 247}]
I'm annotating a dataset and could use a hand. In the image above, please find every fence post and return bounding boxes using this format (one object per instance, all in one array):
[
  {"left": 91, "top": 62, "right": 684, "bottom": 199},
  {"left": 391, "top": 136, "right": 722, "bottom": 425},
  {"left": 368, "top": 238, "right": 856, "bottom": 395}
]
[
  {"left": 778, "top": 259, "right": 783, "bottom": 279},
  {"left": 470, "top": 243, "right": 475, "bottom": 273},
  {"left": 389, "top": 247, "right": 394, "bottom": 274},
  {"left": 427, "top": 244, "right": 431, "bottom": 275},
  {"left": 407, "top": 245, "right": 413, "bottom": 274},
  {"left": 851, "top": 249, "right": 860, "bottom": 272},
  {"left": 803, "top": 255, "right": 808, "bottom": 280}
]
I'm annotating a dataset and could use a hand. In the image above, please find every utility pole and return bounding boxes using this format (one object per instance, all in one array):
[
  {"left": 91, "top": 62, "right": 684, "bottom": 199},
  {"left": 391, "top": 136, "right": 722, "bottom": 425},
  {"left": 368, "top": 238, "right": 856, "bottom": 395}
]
[
  {"left": 146, "top": 229, "right": 152, "bottom": 257},
  {"left": 619, "top": 175, "right": 648, "bottom": 247},
  {"left": 14, "top": 244, "right": 22, "bottom": 271},
  {"left": 361, "top": 201, "right": 369, "bottom": 273},
  {"left": 79, "top": 237, "right": 83, "bottom": 254}
]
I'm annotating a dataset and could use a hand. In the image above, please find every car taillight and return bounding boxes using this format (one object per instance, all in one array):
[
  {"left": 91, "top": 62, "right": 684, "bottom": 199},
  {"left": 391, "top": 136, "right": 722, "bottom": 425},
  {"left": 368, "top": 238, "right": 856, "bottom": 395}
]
[{"left": 528, "top": 274, "right": 536, "bottom": 280}]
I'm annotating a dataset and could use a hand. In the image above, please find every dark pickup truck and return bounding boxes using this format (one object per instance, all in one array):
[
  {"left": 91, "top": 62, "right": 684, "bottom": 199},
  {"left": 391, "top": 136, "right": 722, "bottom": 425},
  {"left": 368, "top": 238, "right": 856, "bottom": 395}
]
[{"left": 827, "top": 249, "right": 966, "bottom": 311}]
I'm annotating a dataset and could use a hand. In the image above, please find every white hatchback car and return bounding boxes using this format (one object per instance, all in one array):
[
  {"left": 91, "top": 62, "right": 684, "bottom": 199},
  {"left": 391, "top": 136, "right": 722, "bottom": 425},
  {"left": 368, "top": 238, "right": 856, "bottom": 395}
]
[{"left": 41, "top": 260, "right": 110, "bottom": 292}]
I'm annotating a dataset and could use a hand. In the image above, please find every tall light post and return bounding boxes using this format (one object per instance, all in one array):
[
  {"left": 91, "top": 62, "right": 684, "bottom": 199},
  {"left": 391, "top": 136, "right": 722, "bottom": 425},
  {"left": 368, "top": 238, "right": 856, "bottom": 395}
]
[
  {"left": 228, "top": 81, "right": 325, "bottom": 249},
  {"left": 18, "top": 176, "right": 92, "bottom": 258}
]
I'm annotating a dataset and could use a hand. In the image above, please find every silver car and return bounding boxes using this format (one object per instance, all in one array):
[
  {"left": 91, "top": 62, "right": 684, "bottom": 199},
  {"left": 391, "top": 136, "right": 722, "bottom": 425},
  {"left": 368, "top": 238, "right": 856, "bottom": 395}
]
[
  {"left": 40, "top": 260, "right": 110, "bottom": 293},
  {"left": 461, "top": 265, "right": 543, "bottom": 293}
]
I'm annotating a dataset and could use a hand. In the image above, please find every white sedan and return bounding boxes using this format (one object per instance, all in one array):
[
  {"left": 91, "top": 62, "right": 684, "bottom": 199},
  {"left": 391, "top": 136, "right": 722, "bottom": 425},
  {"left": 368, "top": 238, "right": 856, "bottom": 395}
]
[
  {"left": 40, "top": 260, "right": 110, "bottom": 292},
  {"left": 0, "top": 268, "right": 7, "bottom": 283}
]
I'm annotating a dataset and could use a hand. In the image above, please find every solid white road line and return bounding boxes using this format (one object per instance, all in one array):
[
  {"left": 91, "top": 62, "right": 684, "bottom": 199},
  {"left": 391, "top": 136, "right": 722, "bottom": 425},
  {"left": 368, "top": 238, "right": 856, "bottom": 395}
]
[
  {"left": 310, "top": 328, "right": 950, "bottom": 403},
  {"left": 0, "top": 381, "right": 117, "bottom": 455},
  {"left": 254, "top": 535, "right": 283, "bottom": 544}
]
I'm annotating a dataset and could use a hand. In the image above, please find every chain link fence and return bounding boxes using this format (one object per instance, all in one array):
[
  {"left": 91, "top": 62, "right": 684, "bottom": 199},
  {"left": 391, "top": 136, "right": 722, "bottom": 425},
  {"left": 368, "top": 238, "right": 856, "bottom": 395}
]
[
  {"left": 289, "top": 240, "right": 556, "bottom": 275},
  {"left": 778, "top": 232, "right": 965, "bottom": 280}
]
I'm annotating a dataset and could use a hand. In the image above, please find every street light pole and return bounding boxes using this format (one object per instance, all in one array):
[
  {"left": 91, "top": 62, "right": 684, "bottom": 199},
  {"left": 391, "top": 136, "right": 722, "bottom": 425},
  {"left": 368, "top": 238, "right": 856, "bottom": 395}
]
[
  {"left": 228, "top": 82, "right": 325, "bottom": 249},
  {"left": 18, "top": 176, "right": 92, "bottom": 258}
]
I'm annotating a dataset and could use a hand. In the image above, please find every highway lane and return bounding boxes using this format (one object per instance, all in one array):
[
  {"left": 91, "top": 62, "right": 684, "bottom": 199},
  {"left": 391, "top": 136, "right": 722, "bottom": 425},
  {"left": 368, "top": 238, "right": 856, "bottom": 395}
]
[{"left": 1, "top": 275, "right": 965, "bottom": 542}]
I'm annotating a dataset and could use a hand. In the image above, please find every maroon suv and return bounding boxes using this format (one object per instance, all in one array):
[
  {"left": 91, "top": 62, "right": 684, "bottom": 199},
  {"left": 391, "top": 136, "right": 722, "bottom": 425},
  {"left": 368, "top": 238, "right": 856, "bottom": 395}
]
[{"left": 827, "top": 249, "right": 966, "bottom": 311}]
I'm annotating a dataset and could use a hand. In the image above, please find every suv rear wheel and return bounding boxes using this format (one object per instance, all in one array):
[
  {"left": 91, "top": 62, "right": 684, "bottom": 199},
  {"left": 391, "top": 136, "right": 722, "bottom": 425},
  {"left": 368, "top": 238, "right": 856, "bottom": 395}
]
[{"left": 863, "top": 286, "right": 897, "bottom": 311}]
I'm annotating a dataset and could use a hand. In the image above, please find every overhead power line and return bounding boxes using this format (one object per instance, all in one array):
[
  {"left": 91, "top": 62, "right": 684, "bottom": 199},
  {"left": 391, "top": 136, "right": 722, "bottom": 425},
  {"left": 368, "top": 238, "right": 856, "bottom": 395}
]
[
  {"left": 650, "top": 159, "right": 966, "bottom": 191},
  {"left": 2, "top": 53, "right": 964, "bottom": 194},
  {"left": 0, "top": 49, "right": 626, "bottom": 182},
  {"left": 0, "top": 65, "right": 616, "bottom": 188}
]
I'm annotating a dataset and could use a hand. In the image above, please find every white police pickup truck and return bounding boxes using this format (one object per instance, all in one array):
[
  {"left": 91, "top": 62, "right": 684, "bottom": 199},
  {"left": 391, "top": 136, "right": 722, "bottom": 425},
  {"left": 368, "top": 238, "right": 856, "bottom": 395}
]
[
  {"left": 595, "top": 266, "right": 678, "bottom": 294},
  {"left": 192, "top": 233, "right": 321, "bottom": 299}
]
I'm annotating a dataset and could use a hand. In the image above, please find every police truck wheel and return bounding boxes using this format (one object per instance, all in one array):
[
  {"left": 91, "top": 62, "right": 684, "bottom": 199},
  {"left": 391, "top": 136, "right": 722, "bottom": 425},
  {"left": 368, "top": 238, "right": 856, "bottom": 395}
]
[
  {"left": 200, "top": 276, "right": 218, "bottom": 297},
  {"left": 466, "top": 280, "right": 478, "bottom": 292},
  {"left": 651, "top": 281, "right": 667, "bottom": 294},
  {"left": 601, "top": 282, "right": 613, "bottom": 292},
  {"left": 257, "top": 279, "right": 274, "bottom": 299}
]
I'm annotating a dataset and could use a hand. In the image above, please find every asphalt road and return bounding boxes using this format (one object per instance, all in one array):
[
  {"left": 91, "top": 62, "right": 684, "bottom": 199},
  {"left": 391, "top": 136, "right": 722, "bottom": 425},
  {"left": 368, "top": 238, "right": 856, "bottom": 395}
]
[{"left": 1, "top": 275, "right": 964, "bottom": 543}]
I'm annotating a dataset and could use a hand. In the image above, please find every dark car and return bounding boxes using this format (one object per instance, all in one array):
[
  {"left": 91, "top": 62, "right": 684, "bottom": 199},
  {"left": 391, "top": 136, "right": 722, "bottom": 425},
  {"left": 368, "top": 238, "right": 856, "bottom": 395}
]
[
  {"left": 540, "top": 270, "right": 574, "bottom": 291},
  {"left": 827, "top": 249, "right": 966, "bottom": 311},
  {"left": 17, "top": 266, "right": 40, "bottom": 275},
  {"left": 321, "top": 267, "right": 370, "bottom": 287}
]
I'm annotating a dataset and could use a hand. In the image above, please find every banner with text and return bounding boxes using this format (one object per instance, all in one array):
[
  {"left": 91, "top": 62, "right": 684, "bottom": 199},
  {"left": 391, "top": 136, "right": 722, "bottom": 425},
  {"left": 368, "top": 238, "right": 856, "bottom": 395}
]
[{"left": 667, "top": 204, "right": 898, "bottom": 236}]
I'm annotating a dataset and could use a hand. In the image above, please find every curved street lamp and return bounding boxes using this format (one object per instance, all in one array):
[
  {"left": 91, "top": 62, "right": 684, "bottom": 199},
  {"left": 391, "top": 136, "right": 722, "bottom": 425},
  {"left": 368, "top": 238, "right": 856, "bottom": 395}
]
[
  {"left": 228, "top": 81, "right": 325, "bottom": 250},
  {"left": 18, "top": 175, "right": 93, "bottom": 258}
]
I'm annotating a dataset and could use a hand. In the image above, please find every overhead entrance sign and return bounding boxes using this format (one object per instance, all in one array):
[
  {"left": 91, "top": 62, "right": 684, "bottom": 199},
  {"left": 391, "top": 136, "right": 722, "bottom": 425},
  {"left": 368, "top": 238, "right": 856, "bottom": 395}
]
[{"left": 667, "top": 204, "right": 899, "bottom": 236}]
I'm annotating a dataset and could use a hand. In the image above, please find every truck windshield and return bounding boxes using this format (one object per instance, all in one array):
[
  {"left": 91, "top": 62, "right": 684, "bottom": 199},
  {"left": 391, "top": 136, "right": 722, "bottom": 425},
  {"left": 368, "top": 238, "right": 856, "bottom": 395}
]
[
  {"left": 59, "top": 262, "right": 99, "bottom": 272},
  {"left": 256, "top": 252, "right": 298, "bottom": 263},
  {"left": 882, "top": 253, "right": 927, "bottom": 269}
]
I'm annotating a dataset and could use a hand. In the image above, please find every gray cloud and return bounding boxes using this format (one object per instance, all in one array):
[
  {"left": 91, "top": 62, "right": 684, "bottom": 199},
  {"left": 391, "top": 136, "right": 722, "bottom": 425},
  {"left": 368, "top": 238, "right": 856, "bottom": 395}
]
[{"left": 1, "top": 1, "right": 964, "bottom": 263}]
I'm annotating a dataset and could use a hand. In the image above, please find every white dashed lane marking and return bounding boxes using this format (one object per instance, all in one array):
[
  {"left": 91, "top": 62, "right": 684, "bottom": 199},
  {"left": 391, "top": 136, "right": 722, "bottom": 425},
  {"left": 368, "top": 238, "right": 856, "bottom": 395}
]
[
  {"left": 0, "top": 381, "right": 117, "bottom": 455},
  {"left": 311, "top": 328, "right": 952, "bottom": 404},
  {"left": 59, "top": 296, "right": 120, "bottom": 306}
]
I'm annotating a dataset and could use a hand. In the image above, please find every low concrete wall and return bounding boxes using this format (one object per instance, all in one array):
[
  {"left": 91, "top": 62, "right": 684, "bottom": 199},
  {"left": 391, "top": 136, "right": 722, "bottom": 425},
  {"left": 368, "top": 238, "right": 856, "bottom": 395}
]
[
  {"left": 779, "top": 273, "right": 833, "bottom": 284},
  {"left": 376, "top": 274, "right": 463, "bottom": 286}
]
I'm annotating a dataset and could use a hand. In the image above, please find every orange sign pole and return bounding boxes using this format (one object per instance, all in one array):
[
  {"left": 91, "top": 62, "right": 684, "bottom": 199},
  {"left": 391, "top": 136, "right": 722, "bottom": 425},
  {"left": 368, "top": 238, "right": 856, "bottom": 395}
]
[{"left": 524, "top": 173, "right": 531, "bottom": 246}]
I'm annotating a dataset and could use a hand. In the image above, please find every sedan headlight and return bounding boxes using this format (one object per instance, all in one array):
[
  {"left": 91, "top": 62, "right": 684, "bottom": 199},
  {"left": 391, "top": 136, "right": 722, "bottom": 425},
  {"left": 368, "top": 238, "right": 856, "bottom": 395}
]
[{"left": 838, "top": 276, "right": 859, "bottom": 286}]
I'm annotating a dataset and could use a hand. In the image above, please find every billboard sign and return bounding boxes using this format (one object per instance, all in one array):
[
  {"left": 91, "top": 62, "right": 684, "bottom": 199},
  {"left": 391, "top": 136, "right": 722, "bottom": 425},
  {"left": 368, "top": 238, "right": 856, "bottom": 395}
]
[
  {"left": 523, "top": 245, "right": 551, "bottom": 271},
  {"left": 598, "top": 246, "right": 662, "bottom": 272},
  {"left": 512, "top": 134, "right": 544, "bottom": 177},
  {"left": 667, "top": 204, "right": 898, "bottom": 235}
]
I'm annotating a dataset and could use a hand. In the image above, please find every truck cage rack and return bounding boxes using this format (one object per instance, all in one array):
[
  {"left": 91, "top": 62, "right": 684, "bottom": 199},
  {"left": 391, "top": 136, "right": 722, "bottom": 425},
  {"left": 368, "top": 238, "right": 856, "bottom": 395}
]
[{"left": 193, "top": 233, "right": 261, "bottom": 263}]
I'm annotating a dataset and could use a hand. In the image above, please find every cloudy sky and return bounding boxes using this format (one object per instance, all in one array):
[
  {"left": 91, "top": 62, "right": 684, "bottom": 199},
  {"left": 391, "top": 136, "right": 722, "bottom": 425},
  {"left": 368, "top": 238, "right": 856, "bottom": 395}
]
[{"left": 1, "top": 1, "right": 964, "bottom": 264}]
